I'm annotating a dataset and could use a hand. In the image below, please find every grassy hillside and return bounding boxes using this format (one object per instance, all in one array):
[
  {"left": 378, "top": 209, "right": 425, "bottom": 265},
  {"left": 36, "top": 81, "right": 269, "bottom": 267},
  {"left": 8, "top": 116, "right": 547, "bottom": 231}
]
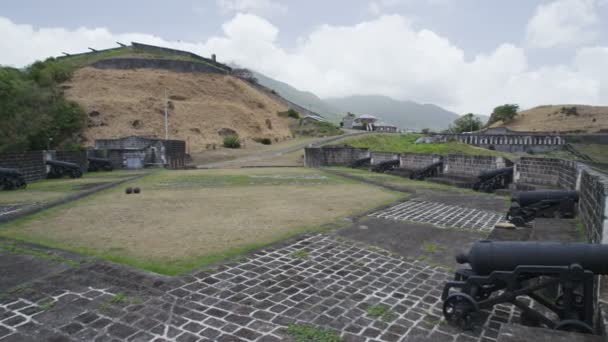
[
  {"left": 491, "top": 105, "right": 608, "bottom": 133},
  {"left": 65, "top": 67, "right": 292, "bottom": 151},
  {"left": 252, "top": 71, "right": 342, "bottom": 123},
  {"left": 331, "top": 133, "right": 512, "bottom": 157}
]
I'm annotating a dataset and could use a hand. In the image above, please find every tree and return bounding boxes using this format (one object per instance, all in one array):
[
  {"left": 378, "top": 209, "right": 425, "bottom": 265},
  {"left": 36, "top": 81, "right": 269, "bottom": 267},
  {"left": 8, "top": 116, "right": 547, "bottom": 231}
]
[
  {"left": 488, "top": 104, "right": 519, "bottom": 126},
  {"left": 449, "top": 113, "right": 482, "bottom": 133}
]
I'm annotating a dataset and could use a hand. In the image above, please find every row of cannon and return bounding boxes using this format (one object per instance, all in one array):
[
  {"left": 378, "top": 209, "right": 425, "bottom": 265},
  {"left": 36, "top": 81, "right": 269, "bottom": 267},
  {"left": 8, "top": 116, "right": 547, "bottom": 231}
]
[
  {"left": 445, "top": 187, "right": 589, "bottom": 333},
  {"left": 0, "top": 157, "right": 113, "bottom": 190}
]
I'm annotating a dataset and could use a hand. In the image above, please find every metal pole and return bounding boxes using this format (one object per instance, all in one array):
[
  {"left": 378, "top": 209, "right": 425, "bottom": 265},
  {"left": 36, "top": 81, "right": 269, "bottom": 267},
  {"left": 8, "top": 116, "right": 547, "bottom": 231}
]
[{"left": 164, "top": 89, "right": 168, "bottom": 140}]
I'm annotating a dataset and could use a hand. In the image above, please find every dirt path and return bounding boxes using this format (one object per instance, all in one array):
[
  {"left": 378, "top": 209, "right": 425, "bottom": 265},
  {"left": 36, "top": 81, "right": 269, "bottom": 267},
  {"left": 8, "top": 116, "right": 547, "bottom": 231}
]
[{"left": 197, "top": 131, "right": 371, "bottom": 168}]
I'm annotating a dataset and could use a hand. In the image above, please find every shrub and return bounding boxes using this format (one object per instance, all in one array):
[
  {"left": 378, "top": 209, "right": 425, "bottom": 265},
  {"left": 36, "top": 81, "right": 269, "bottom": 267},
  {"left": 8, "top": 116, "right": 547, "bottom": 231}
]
[
  {"left": 278, "top": 109, "right": 300, "bottom": 119},
  {"left": 223, "top": 135, "right": 240, "bottom": 148},
  {"left": 254, "top": 138, "right": 272, "bottom": 145}
]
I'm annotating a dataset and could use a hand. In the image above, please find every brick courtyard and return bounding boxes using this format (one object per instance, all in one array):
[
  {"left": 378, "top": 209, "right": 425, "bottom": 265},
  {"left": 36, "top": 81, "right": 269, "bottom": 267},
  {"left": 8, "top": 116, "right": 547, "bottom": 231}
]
[{"left": 0, "top": 234, "right": 519, "bottom": 342}]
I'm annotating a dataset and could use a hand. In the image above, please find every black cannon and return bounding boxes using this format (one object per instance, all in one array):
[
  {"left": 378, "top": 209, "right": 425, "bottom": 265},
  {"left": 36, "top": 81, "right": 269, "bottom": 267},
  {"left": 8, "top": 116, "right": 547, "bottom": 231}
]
[
  {"left": 0, "top": 167, "right": 27, "bottom": 190},
  {"left": 46, "top": 160, "right": 83, "bottom": 179},
  {"left": 507, "top": 190, "right": 578, "bottom": 226},
  {"left": 472, "top": 167, "right": 513, "bottom": 192},
  {"left": 350, "top": 157, "right": 371, "bottom": 168},
  {"left": 371, "top": 159, "right": 400, "bottom": 173},
  {"left": 88, "top": 157, "right": 113, "bottom": 172},
  {"left": 409, "top": 160, "right": 443, "bottom": 180},
  {"left": 442, "top": 240, "right": 605, "bottom": 334}
]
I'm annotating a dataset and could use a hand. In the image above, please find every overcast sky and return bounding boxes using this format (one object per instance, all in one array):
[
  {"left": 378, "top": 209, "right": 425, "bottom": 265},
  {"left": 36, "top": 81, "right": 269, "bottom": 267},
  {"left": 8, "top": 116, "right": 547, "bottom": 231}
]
[{"left": 1, "top": 0, "right": 607, "bottom": 114}]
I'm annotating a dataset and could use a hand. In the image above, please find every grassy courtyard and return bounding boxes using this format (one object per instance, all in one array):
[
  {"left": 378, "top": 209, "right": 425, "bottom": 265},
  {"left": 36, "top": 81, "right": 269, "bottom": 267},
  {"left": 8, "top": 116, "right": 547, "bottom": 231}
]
[{"left": 0, "top": 168, "right": 404, "bottom": 275}]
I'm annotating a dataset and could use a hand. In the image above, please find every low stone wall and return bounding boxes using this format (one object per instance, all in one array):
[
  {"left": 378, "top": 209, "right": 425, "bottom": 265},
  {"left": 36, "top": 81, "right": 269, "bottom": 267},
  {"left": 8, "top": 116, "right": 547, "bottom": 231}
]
[
  {"left": 515, "top": 157, "right": 578, "bottom": 189},
  {"left": 370, "top": 152, "right": 400, "bottom": 165},
  {"left": 443, "top": 155, "right": 511, "bottom": 177},
  {"left": 578, "top": 166, "right": 608, "bottom": 243},
  {"left": 399, "top": 153, "right": 442, "bottom": 170},
  {"left": 93, "top": 58, "right": 229, "bottom": 74},
  {"left": 0, "top": 151, "right": 46, "bottom": 182},
  {"left": 304, "top": 147, "right": 370, "bottom": 167}
]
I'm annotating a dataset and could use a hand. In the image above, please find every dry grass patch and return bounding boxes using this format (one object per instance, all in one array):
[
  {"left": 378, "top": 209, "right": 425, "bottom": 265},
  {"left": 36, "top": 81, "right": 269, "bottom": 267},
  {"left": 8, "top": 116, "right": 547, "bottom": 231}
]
[{"left": 0, "top": 168, "right": 402, "bottom": 274}]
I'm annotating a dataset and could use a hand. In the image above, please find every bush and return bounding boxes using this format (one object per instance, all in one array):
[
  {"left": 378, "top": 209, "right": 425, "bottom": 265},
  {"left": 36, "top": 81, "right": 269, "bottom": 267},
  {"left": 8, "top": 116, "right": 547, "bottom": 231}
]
[
  {"left": 223, "top": 135, "right": 241, "bottom": 148},
  {"left": 254, "top": 138, "right": 272, "bottom": 145},
  {"left": 278, "top": 109, "right": 300, "bottom": 119}
]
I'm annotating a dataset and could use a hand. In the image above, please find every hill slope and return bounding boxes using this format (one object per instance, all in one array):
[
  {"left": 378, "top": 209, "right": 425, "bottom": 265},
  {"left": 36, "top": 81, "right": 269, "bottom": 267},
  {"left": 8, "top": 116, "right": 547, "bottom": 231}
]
[
  {"left": 324, "top": 95, "right": 459, "bottom": 130},
  {"left": 251, "top": 71, "right": 342, "bottom": 122},
  {"left": 64, "top": 67, "right": 292, "bottom": 151},
  {"left": 491, "top": 105, "right": 608, "bottom": 133}
]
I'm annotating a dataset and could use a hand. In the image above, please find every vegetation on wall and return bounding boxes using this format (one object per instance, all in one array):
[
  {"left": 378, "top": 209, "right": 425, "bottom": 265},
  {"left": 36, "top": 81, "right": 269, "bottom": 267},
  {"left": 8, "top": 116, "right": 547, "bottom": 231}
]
[{"left": 0, "top": 59, "right": 86, "bottom": 153}]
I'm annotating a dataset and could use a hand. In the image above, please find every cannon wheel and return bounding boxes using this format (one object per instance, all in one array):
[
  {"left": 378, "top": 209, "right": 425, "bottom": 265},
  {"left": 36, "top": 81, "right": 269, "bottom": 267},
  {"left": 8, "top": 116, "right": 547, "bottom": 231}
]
[
  {"left": 555, "top": 320, "right": 593, "bottom": 334},
  {"left": 443, "top": 293, "right": 479, "bottom": 330},
  {"left": 510, "top": 216, "right": 526, "bottom": 227},
  {"left": 70, "top": 169, "right": 83, "bottom": 178},
  {"left": 555, "top": 292, "right": 584, "bottom": 310}
]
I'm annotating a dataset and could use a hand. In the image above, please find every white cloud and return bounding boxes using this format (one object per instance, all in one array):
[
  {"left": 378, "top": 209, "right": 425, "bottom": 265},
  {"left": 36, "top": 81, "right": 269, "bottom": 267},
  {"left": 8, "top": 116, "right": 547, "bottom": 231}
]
[
  {"left": 216, "top": 0, "right": 287, "bottom": 17},
  {"left": 0, "top": 14, "right": 605, "bottom": 115},
  {"left": 526, "top": 0, "right": 600, "bottom": 48}
]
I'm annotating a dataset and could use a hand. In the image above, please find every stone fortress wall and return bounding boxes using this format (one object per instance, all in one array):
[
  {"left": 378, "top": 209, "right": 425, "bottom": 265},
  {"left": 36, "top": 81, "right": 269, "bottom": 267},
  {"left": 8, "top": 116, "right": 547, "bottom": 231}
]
[{"left": 304, "top": 145, "right": 608, "bottom": 244}]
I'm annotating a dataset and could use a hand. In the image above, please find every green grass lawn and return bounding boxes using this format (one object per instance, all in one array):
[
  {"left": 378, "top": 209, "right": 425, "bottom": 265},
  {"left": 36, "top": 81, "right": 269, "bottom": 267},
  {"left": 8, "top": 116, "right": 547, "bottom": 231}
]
[
  {"left": 331, "top": 133, "right": 513, "bottom": 158},
  {"left": 0, "top": 170, "right": 148, "bottom": 205},
  {"left": 0, "top": 168, "right": 404, "bottom": 275}
]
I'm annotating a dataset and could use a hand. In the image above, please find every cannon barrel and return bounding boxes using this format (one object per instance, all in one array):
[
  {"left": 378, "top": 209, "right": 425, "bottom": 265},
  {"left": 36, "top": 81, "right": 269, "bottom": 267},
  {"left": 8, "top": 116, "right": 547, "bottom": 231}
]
[
  {"left": 46, "top": 160, "right": 80, "bottom": 169},
  {"left": 0, "top": 167, "right": 22, "bottom": 176},
  {"left": 457, "top": 240, "right": 608, "bottom": 275},
  {"left": 477, "top": 167, "right": 513, "bottom": 180},
  {"left": 512, "top": 190, "right": 578, "bottom": 206},
  {"left": 88, "top": 157, "right": 111, "bottom": 163}
]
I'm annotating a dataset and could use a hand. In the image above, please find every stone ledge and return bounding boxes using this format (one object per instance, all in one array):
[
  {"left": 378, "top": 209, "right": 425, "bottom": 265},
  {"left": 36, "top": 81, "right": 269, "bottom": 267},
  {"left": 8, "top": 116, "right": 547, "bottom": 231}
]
[{"left": 497, "top": 324, "right": 603, "bottom": 342}]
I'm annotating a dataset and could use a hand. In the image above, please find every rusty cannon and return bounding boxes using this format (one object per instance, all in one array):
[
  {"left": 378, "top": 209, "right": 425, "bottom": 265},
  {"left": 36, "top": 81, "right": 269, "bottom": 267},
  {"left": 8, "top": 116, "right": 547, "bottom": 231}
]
[
  {"left": 0, "top": 167, "right": 27, "bottom": 190},
  {"left": 46, "top": 160, "right": 83, "bottom": 179},
  {"left": 507, "top": 190, "right": 578, "bottom": 226},
  {"left": 442, "top": 240, "right": 606, "bottom": 334},
  {"left": 472, "top": 166, "right": 513, "bottom": 192},
  {"left": 87, "top": 157, "right": 114, "bottom": 172}
]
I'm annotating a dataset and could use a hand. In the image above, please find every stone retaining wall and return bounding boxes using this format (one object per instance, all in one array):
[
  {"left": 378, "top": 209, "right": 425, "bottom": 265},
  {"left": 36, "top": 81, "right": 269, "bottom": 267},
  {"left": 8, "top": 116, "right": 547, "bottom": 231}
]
[
  {"left": 399, "top": 153, "right": 442, "bottom": 170},
  {"left": 515, "top": 157, "right": 578, "bottom": 189},
  {"left": 0, "top": 151, "right": 46, "bottom": 182},
  {"left": 370, "top": 152, "right": 400, "bottom": 165},
  {"left": 578, "top": 166, "right": 608, "bottom": 243},
  {"left": 93, "top": 58, "right": 228, "bottom": 74},
  {"left": 443, "top": 155, "right": 511, "bottom": 177},
  {"left": 304, "top": 147, "right": 370, "bottom": 167}
]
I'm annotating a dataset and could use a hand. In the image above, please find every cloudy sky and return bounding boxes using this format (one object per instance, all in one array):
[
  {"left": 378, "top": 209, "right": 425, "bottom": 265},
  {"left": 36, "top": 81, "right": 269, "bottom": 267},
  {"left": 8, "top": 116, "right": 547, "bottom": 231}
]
[{"left": 1, "top": 0, "right": 607, "bottom": 114}]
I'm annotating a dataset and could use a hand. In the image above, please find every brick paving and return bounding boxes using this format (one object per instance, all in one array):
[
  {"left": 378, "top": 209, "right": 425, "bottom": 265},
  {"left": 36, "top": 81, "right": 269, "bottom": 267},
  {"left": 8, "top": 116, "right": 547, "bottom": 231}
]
[
  {"left": 368, "top": 200, "right": 505, "bottom": 231},
  {"left": 0, "top": 235, "right": 520, "bottom": 342}
]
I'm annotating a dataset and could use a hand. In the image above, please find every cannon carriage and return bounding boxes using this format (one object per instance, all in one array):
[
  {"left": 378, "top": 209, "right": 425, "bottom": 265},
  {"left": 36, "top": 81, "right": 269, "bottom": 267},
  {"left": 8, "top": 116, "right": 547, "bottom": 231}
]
[
  {"left": 46, "top": 160, "right": 83, "bottom": 179},
  {"left": 371, "top": 159, "right": 400, "bottom": 173},
  {"left": 472, "top": 167, "right": 513, "bottom": 192},
  {"left": 0, "top": 167, "right": 27, "bottom": 190},
  {"left": 87, "top": 157, "right": 113, "bottom": 172},
  {"left": 442, "top": 241, "right": 604, "bottom": 334},
  {"left": 507, "top": 190, "right": 578, "bottom": 226},
  {"left": 409, "top": 160, "right": 443, "bottom": 180}
]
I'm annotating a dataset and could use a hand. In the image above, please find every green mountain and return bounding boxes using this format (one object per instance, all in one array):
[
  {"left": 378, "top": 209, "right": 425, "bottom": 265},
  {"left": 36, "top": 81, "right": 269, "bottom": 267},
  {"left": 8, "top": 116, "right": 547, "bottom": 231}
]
[
  {"left": 251, "top": 71, "right": 343, "bottom": 122},
  {"left": 325, "top": 95, "right": 459, "bottom": 130}
]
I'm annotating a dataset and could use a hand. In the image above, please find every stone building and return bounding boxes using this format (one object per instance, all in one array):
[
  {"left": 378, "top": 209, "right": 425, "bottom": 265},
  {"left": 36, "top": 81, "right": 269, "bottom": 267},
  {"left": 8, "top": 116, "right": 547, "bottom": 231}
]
[
  {"left": 354, "top": 114, "right": 378, "bottom": 131},
  {"left": 94, "top": 136, "right": 187, "bottom": 169},
  {"left": 341, "top": 113, "right": 356, "bottom": 129},
  {"left": 373, "top": 122, "right": 397, "bottom": 133}
]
